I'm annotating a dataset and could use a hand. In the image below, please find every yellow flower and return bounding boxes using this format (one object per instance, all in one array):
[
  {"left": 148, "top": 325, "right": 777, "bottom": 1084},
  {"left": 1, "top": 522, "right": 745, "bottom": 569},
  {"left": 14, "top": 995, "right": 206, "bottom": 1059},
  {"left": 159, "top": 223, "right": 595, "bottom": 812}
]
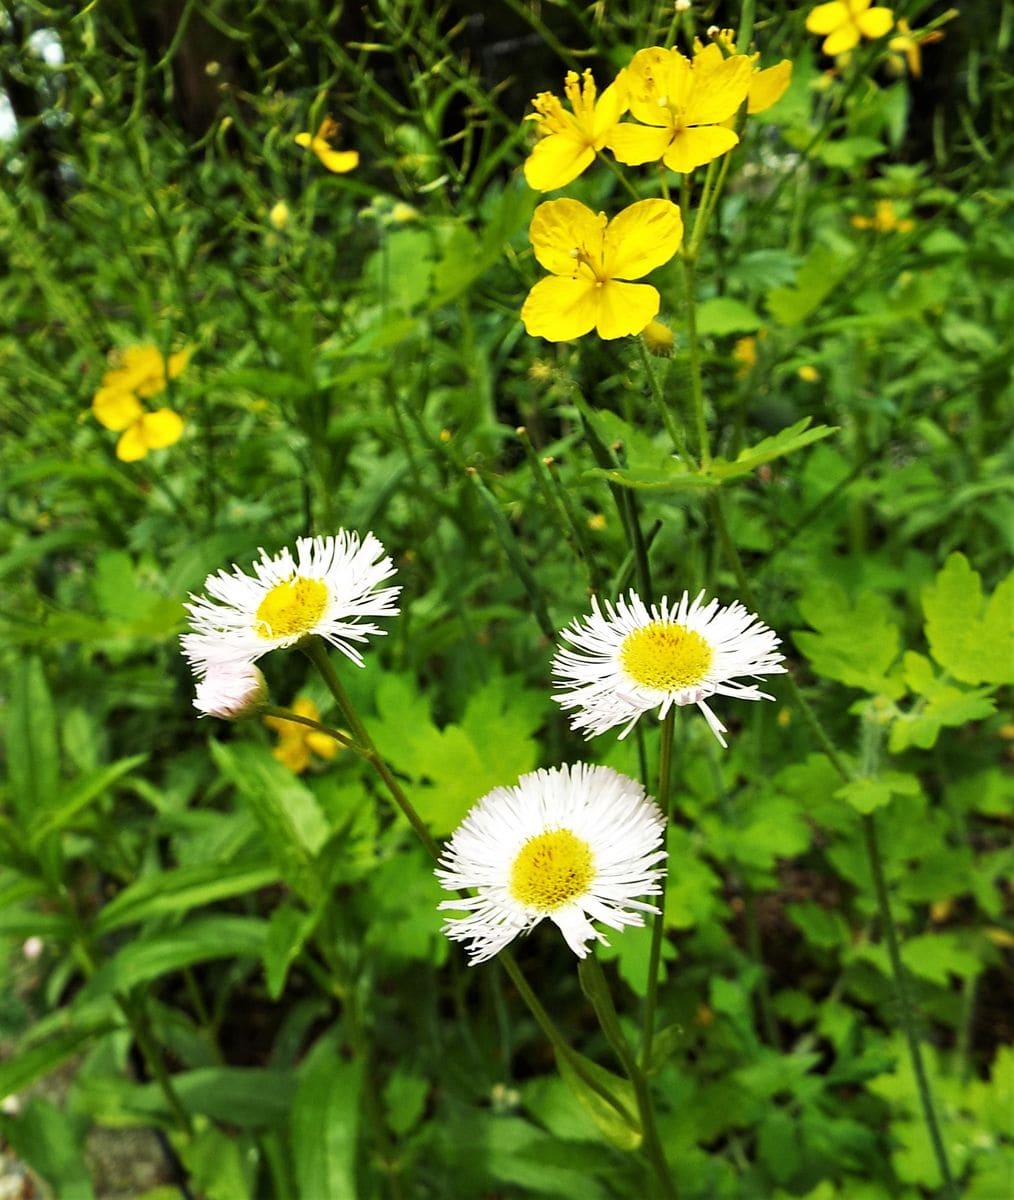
[
  {"left": 269, "top": 200, "right": 290, "bottom": 229},
  {"left": 100, "top": 344, "right": 189, "bottom": 399},
  {"left": 264, "top": 698, "right": 340, "bottom": 775},
  {"left": 888, "top": 18, "right": 944, "bottom": 78},
  {"left": 733, "top": 335, "right": 758, "bottom": 377},
  {"left": 851, "top": 198, "right": 913, "bottom": 233},
  {"left": 295, "top": 117, "right": 359, "bottom": 174},
  {"left": 92, "top": 389, "right": 185, "bottom": 462},
  {"left": 691, "top": 42, "right": 793, "bottom": 119},
  {"left": 806, "top": 0, "right": 895, "bottom": 57},
  {"left": 524, "top": 68, "right": 627, "bottom": 192},
  {"left": 521, "top": 198, "right": 684, "bottom": 342},
  {"left": 798, "top": 364, "right": 821, "bottom": 383},
  {"left": 609, "top": 46, "right": 754, "bottom": 174}
]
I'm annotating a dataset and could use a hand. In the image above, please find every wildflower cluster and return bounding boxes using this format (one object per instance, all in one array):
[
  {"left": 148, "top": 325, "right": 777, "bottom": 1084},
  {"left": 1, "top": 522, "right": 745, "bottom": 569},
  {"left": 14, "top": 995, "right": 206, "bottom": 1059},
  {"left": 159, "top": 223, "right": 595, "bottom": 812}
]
[
  {"left": 805, "top": 1, "right": 949, "bottom": 77},
  {"left": 91, "top": 344, "right": 188, "bottom": 462},
  {"left": 519, "top": 34, "right": 791, "bottom": 343}
]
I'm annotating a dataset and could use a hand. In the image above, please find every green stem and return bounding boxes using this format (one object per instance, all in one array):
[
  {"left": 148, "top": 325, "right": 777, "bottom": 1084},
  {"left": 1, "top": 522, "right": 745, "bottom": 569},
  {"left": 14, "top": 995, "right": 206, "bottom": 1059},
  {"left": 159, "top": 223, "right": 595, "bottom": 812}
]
[
  {"left": 679, "top": 254, "right": 711, "bottom": 469},
  {"left": 641, "top": 710, "right": 675, "bottom": 1069},
  {"left": 303, "top": 639, "right": 441, "bottom": 861},
  {"left": 635, "top": 338, "right": 693, "bottom": 464},
  {"left": 580, "top": 956, "right": 677, "bottom": 1200},
  {"left": 261, "top": 705, "right": 359, "bottom": 754}
]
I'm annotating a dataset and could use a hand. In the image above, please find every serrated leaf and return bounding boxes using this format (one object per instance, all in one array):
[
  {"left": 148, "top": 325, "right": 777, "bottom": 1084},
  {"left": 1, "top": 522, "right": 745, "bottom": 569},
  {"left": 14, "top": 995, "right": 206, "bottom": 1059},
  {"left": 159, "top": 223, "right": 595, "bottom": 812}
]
[
  {"left": 888, "top": 652, "right": 996, "bottom": 752},
  {"left": 922, "top": 553, "right": 1014, "bottom": 685},
  {"left": 835, "top": 771, "right": 919, "bottom": 815},
  {"left": 707, "top": 419, "right": 838, "bottom": 481},
  {"left": 900, "top": 932, "right": 982, "bottom": 986},
  {"left": 793, "top": 582, "right": 903, "bottom": 696}
]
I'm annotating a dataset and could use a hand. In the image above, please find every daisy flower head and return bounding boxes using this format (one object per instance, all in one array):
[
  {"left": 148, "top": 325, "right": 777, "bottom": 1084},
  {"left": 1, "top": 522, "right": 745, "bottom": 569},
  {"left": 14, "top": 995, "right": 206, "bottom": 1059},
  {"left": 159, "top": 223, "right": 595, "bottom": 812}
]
[
  {"left": 552, "top": 590, "right": 786, "bottom": 747},
  {"left": 436, "top": 763, "right": 666, "bottom": 965},
  {"left": 183, "top": 532, "right": 400, "bottom": 670}
]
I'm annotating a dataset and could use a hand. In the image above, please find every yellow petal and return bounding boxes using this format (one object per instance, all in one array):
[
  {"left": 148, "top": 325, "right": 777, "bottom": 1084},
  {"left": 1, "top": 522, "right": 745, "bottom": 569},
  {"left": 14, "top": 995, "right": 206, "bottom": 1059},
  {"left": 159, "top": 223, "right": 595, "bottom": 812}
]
[
  {"left": 291, "top": 698, "right": 321, "bottom": 721},
  {"left": 823, "top": 24, "right": 862, "bottom": 55},
  {"left": 294, "top": 132, "right": 313, "bottom": 149},
  {"left": 591, "top": 78, "right": 628, "bottom": 139},
  {"left": 116, "top": 424, "right": 150, "bottom": 462},
  {"left": 662, "top": 125, "right": 739, "bottom": 174},
  {"left": 608, "top": 123, "right": 674, "bottom": 166},
  {"left": 316, "top": 147, "right": 359, "bottom": 173},
  {"left": 603, "top": 200, "right": 683, "bottom": 281},
  {"left": 306, "top": 731, "right": 338, "bottom": 759},
  {"left": 749, "top": 60, "right": 793, "bottom": 114},
  {"left": 524, "top": 134, "right": 595, "bottom": 191},
  {"left": 167, "top": 348, "right": 191, "bottom": 378},
  {"left": 273, "top": 738, "right": 310, "bottom": 774},
  {"left": 857, "top": 7, "right": 894, "bottom": 38},
  {"left": 528, "top": 199, "right": 605, "bottom": 275},
  {"left": 93, "top": 387, "right": 143, "bottom": 432},
  {"left": 686, "top": 55, "right": 753, "bottom": 124},
  {"left": 806, "top": 2, "right": 849, "bottom": 34},
  {"left": 594, "top": 281, "right": 661, "bottom": 340},
  {"left": 138, "top": 409, "right": 184, "bottom": 450},
  {"left": 521, "top": 276, "right": 599, "bottom": 342}
]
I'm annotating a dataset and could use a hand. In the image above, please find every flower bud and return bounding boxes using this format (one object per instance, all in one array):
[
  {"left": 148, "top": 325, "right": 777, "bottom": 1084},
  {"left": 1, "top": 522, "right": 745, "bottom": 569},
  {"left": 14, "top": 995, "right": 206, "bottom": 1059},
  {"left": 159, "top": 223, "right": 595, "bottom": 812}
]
[{"left": 641, "top": 319, "right": 675, "bottom": 357}]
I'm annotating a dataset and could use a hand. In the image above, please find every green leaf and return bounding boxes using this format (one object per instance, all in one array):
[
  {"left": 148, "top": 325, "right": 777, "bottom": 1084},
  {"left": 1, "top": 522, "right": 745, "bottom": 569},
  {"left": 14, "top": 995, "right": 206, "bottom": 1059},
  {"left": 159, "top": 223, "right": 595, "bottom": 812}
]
[
  {"left": 94, "top": 860, "right": 279, "bottom": 936},
  {"left": 210, "top": 740, "right": 329, "bottom": 902},
  {"left": 900, "top": 932, "right": 983, "bottom": 985},
  {"left": 695, "top": 297, "right": 763, "bottom": 335},
  {"left": 0, "top": 1098, "right": 94, "bottom": 1200},
  {"left": 81, "top": 917, "right": 268, "bottom": 998},
  {"left": 888, "top": 652, "right": 996, "bottom": 752},
  {"left": 835, "top": 771, "right": 919, "bottom": 815},
  {"left": 262, "top": 903, "right": 318, "bottom": 1000},
  {"left": 555, "top": 1049, "right": 641, "bottom": 1151},
  {"left": 28, "top": 754, "right": 148, "bottom": 849},
  {"left": 707, "top": 419, "right": 838, "bottom": 482},
  {"left": 786, "top": 902, "right": 850, "bottom": 950},
  {"left": 766, "top": 243, "right": 855, "bottom": 326},
  {"left": 292, "top": 1035, "right": 363, "bottom": 1200},
  {"left": 178, "top": 1126, "right": 258, "bottom": 1200},
  {"left": 922, "top": 553, "right": 1014, "bottom": 685},
  {"left": 6, "top": 656, "right": 60, "bottom": 821},
  {"left": 0, "top": 1019, "right": 119, "bottom": 1100},
  {"left": 813, "top": 137, "right": 886, "bottom": 168},
  {"left": 793, "top": 582, "right": 903, "bottom": 696},
  {"left": 757, "top": 1109, "right": 801, "bottom": 1185}
]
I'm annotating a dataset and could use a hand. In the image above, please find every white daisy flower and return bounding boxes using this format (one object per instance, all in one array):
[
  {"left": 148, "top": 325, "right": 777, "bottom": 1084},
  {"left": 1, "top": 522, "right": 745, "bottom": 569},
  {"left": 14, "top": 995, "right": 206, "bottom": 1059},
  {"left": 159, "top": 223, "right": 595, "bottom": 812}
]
[
  {"left": 552, "top": 590, "right": 786, "bottom": 747},
  {"left": 182, "top": 532, "right": 400, "bottom": 670},
  {"left": 193, "top": 659, "right": 266, "bottom": 719},
  {"left": 436, "top": 763, "right": 667, "bottom": 965}
]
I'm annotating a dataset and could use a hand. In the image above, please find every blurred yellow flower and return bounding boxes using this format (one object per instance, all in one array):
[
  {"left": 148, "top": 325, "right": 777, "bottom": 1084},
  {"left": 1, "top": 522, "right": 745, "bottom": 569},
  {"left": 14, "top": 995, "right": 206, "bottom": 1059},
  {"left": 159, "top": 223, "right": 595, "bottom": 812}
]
[
  {"left": 806, "top": 0, "right": 894, "bottom": 57},
  {"left": 888, "top": 18, "right": 944, "bottom": 78},
  {"left": 264, "top": 698, "right": 341, "bottom": 775},
  {"left": 851, "top": 199, "right": 913, "bottom": 233},
  {"left": 92, "top": 344, "right": 188, "bottom": 462},
  {"left": 798, "top": 364, "right": 821, "bottom": 383},
  {"left": 521, "top": 198, "right": 683, "bottom": 342},
  {"left": 609, "top": 46, "right": 753, "bottom": 174},
  {"left": 733, "top": 335, "right": 758, "bottom": 377},
  {"left": 524, "top": 68, "right": 627, "bottom": 192},
  {"left": 295, "top": 117, "right": 359, "bottom": 174},
  {"left": 269, "top": 200, "right": 290, "bottom": 229}
]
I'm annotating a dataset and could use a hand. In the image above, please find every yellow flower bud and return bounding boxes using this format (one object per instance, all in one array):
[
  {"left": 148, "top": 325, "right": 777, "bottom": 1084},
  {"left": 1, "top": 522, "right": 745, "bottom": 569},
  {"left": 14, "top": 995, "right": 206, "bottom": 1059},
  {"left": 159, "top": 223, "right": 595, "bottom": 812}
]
[
  {"left": 798, "top": 365, "right": 820, "bottom": 383},
  {"left": 641, "top": 319, "right": 675, "bottom": 357},
  {"left": 269, "top": 201, "right": 290, "bottom": 230}
]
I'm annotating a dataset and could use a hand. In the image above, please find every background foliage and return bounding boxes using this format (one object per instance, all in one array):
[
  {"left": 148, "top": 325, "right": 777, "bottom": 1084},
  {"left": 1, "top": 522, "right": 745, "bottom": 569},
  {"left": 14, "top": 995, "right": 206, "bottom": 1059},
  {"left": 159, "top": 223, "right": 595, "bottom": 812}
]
[{"left": 1, "top": 1, "right": 1011, "bottom": 1197}]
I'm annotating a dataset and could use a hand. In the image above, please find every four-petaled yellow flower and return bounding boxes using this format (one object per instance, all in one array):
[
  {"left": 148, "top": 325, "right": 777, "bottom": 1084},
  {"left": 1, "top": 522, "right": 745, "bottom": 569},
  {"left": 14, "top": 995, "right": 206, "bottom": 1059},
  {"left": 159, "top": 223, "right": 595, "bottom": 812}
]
[
  {"left": 806, "top": 0, "right": 895, "bottom": 57},
  {"left": 92, "top": 344, "right": 188, "bottom": 462},
  {"left": 521, "top": 198, "right": 683, "bottom": 342},
  {"left": 264, "top": 698, "right": 341, "bottom": 775},
  {"left": 851, "top": 199, "right": 914, "bottom": 233},
  {"left": 295, "top": 117, "right": 359, "bottom": 174},
  {"left": 524, "top": 69, "right": 627, "bottom": 192},
  {"left": 609, "top": 46, "right": 754, "bottom": 174}
]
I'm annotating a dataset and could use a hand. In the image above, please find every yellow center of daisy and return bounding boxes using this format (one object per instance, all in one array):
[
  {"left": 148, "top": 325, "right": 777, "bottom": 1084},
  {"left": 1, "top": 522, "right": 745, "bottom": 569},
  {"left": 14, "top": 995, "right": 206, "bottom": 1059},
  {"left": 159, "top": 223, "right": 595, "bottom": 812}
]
[
  {"left": 255, "top": 576, "right": 328, "bottom": 639},
  {"left": 619, "top": 621, "right": 713, "bottom": 690},
  {"left": 509, "top": 829, "right": 595, "bottom": 912}
]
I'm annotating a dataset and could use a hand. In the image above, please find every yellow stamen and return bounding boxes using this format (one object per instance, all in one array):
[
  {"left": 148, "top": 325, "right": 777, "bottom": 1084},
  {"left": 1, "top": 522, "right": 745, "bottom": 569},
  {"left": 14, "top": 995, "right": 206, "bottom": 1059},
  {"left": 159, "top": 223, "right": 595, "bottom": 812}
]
[
  {"left": 509, "top": 828, "right": 595, "bottom": 912},
  {"left": 620, "top": 620, "right": 713, "bottom": 690},
  {"left": 255, "top": 576, "right": 327, "bottom": 639}
]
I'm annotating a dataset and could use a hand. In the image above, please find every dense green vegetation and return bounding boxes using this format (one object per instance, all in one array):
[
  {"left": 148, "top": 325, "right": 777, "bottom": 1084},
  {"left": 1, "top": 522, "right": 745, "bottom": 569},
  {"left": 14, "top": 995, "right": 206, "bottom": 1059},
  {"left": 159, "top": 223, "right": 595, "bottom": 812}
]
[{"left": 1, "top": 2, "right": 1011, "bottom": 1197}]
